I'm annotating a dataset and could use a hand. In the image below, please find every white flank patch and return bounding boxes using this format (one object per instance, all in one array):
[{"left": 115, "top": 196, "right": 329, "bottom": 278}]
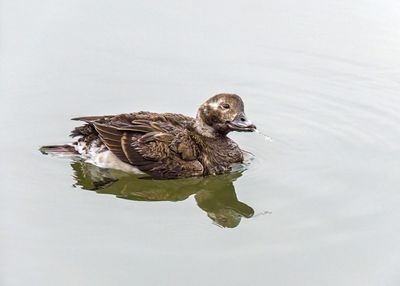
[
  {"left": 88, "top": 150, "right": 143, "bottom": 174},
  {"left": 74, "top": 139, "right": 144, "bottom": 174}
]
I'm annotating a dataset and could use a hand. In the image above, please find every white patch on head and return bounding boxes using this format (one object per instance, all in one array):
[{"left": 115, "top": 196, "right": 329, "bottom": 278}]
[{"left": 208, "top": 101, "right": 219, "bottom": 110}]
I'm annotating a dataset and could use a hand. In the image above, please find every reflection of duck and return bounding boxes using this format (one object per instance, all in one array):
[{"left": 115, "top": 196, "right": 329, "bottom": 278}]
[
  {"left": 195, "top": 187, "right": 254, "bottom": 228},
  {"left": 71, "top": 160, "right": 254, "bottom": 228}
]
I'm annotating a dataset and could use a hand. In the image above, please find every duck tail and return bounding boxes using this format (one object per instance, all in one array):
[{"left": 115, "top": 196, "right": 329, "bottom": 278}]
[{"left": 39, "top": 144, "right": 78, "bottom": 156}]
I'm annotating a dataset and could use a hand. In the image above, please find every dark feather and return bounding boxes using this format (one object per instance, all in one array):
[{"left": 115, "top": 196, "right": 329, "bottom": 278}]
[
  {"left": 71, "top": 115, "right": 114, "bottom": 122},
  {"left": 40, "top": 144, "right": 78, "bottom": 155},
  {"left": 92, "top": 123, "right": 130, "bottom": 163}
]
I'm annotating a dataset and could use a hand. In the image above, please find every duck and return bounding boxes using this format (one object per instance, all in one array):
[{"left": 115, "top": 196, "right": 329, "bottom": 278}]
[{"left": 40, "top": 93, "right": 256, "bottom": 179}]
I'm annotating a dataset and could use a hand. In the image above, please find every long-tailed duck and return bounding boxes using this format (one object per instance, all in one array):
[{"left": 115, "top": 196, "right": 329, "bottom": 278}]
[{"left": 41, "top": 93, "right": 256, "bottom": 179}]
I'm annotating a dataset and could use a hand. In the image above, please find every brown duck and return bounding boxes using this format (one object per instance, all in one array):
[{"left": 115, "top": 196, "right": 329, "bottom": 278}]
[{"left": 41, "top": 93, "right": 256, "bottom": 179}]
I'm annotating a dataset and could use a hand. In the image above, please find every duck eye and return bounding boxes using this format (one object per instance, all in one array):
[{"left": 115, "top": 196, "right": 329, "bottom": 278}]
[{"left": 221, "top": 103, "right": 230, "bottom": 109}]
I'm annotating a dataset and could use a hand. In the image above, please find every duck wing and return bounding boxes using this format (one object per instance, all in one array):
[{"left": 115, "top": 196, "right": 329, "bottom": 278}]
[{"left": 74, "top": 113, "right": 203, "bottom": 179}]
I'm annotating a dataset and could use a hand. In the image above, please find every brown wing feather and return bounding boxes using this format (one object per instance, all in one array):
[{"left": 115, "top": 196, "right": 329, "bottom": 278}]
[
  {"left": 92, "top": 122, "right": 130, "bottom": 163},
  {"left": 71, "top": 115, "right": 114, "bottom": 122},
  {"left": 121, "top": 131, "right": 203, "bottom": 178},
  {"left": 74, "top": 113, "right": 203, "bottom": 178}
]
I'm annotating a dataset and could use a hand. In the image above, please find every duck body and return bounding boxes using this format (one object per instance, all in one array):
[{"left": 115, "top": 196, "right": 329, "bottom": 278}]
[{"left": 42, "top": 93, "right": 256, "bottom": 179}]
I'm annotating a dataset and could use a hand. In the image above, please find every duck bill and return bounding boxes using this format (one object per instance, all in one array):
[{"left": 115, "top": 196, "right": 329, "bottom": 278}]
[{"left": 227, "top": 114, "right": 256, "bottom": 132}]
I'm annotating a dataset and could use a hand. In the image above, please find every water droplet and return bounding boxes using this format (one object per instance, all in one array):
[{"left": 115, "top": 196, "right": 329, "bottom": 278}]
[{"left": 254, "top": 129, "right": 273, "bottom": 142}]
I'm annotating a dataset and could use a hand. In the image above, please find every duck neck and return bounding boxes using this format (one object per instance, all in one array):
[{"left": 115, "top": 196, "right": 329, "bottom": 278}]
[{"left": 194, "top": 112, "right": 222, "bottom": 139}]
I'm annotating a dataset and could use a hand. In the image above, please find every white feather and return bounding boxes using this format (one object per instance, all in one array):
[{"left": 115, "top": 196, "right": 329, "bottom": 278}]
[{"left": 74, "top": 139, "right": 143, "bottom": 174}]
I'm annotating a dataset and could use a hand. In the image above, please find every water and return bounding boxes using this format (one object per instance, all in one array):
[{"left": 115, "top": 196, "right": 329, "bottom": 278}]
[
  {"left": 254, "top": 129, "right": 273, "bottom": 142},
  {"left": 1, "top": 0, "right": 400, "bottom": 285}
]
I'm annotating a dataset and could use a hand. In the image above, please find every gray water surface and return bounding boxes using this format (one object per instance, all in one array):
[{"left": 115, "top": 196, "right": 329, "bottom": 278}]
[{"left": 1, "top": 1, "right": 400, "bottom": 285}]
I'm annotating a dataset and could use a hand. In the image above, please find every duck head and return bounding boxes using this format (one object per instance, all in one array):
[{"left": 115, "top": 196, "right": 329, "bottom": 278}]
[{"left": 195, "top": 93, "right": 256, "bottom": 137}]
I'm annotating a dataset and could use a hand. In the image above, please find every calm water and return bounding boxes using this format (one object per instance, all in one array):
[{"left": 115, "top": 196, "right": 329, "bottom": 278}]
[{"left": 2, "top": 1, "right": 400, "bottom": 285}]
